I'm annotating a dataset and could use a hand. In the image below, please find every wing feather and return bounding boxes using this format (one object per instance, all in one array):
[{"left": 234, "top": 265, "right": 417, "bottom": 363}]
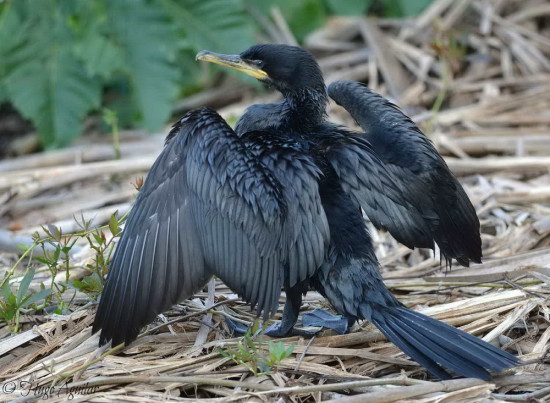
[
  {"left": 328, "top": 81, "right": 481, "bottom": 265},
  {"left": 322, "top": 134, "right": 434, "bottom": 249},
  {"left": 93, "top": 107, "right": 328, "bottom": 345}
]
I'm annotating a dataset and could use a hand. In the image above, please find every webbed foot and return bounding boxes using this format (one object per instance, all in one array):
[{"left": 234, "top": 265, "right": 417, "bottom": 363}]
[
  {"left": 225, "top": 317, "right": 319, "bottom": 337},
  {"left": 301, "top": 309, "right": 353, "bottom": 334}
]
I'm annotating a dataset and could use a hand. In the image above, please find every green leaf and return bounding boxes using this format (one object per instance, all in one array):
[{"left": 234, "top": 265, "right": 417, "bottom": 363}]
[
  {"left": 53, "top": 245, "right": 62, "bottom": 263},
  {"left": 289, "top": 0, "right": 327, "bottom": 39},
  {"left": 97, "top": 254, "right": 105, "bottom": 268},
  {"left": 74, "top": 34, "right": 125, "bottom": 79},
  {"left": 324, "top": 0, "right": 373, "bottom": 16},
  {"left": 0, "top": 0, "right": 101, "bottom": 148},
  {"left": 35, "top": 257, "right": 49, "bottom": 265},
  {"left": 6, "top": 292, "right": 17, "bottom": 307},
  {"left": 92, "top": 233, "right": 104, "bottom": 246},
  {"left": 244, "top": 0, "right": 326, "bottom": 41},
  {"left": 0, "top": 301, "right": 16, "bottom": 321},
  {"left": 163, "top": 0, "right": 255, "bottom": 53},
  {"left": 66, "top": 2, "right": 124, "bottom": 79},
  {"left": 71, "top": 272, "right": 103, "bottom": 294},
  {"left": 105, "top": 0, "right": 179, "bottom": 132},
  {"left": 2, "top": 282, "right": 15, "bottom": 301},
  {"left": 396, "top": 0, "right": 432, "bottom": 17},
  {"left": 16, "top": 267, "right": 35, "bottom": 306},
  {"left": 217, "top": 348, "right": 231, "bottom": 358},
  {"left": 20, "top": 289, "right": 52, "bottom": 308},
  {"left": 382, "top": 0, "right": 433, "bottom": 18},
  {"left": 108, "top": 211, "right": 119, "bottom": 236},
  {"left": 284, "top": 343, "right": 294, "bottom": 357}
]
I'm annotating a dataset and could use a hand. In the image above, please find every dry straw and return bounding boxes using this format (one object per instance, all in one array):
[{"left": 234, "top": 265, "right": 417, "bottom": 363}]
[{"left": 1, "top": 0, "right": 549, "bottom": 400}]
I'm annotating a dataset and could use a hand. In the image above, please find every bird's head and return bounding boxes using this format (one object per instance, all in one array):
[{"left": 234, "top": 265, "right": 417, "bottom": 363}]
[{"left": 196, "top": 44, "right": 326, "bottom": 96}]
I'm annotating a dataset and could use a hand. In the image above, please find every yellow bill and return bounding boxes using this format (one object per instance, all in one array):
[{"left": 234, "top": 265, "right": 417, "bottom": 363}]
[{"left": 196, "top": 50, "right": 268, "bottom": 80}]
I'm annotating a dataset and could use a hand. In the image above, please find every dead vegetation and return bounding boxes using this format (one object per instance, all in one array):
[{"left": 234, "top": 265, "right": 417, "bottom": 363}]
[{"left": 0, "top": 0, "right": 549, "bottom": 401}]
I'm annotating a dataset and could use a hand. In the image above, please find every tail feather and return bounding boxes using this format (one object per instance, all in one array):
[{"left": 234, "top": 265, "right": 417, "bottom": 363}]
[
  {"left": 401, "top": 309, "right": 518, "bottom": 369},
  {"left": 375, "top": 315, "right": 453, "bottom": 380},
  {"left": 372, "top": 307, "right": 519, "bottom": 379},
  {"left": 388, "top": 314, "right": 490, "bottom": 379}
]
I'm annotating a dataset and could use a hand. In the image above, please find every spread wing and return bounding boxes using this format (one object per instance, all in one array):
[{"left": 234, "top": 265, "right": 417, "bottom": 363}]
[
  {"left": 93, "top": 108, "right": 329, "bottom": 346},
  {"left": 240, "top": 131, "right": 330, "bottom": 287},
  {"left": 327, "top": 80, "right": 481, "bottom": 266}
]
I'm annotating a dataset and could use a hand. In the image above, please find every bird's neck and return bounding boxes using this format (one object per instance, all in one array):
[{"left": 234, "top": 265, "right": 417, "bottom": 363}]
[{"left": 282, "top": 87, "right": 328, "bottom": 130}]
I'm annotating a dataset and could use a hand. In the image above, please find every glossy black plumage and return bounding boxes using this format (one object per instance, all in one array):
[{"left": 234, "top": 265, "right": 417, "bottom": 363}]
[
  {"left": 328, "top": 81, "right": 481, "bottom": 266},
  {"left": 93, "top": 107, "right": 329, "bottom": 346},
  {"left": 93, "top": 44, "right": 519, "bottom": 379}
]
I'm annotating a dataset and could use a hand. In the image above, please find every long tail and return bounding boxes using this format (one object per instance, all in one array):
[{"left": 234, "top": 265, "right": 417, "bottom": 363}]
[
  {"left": 371, "top": 306, "right": 519, "bottom": 380},
  {"left": 314, "top": 190, "right": 518, "bottom": 379}
]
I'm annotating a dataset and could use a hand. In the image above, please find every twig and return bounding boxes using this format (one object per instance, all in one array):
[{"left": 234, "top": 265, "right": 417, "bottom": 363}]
[
  {"left": 141, "top": 298, "right": 239, "bottom": 337},
  {"left": 254, "top": 377, "right": 425, "bottom": 396},
  {"left": 329, "top": 374, "right": 550, "bottom": 403},
  {"left": 324, "top": 378, "right": 488, "bottom": 403},
  {"left": 53, "top": 342, "right": 125, "bottom": 385},
  {"left": 294, "top": 335, "right": 315, "bottom": 371},
  {"left": 63, "top": 375, "right": 275, "bottom": 391},
  {"left": 492, "top": 385, "right": 550, "bottom": 401}
]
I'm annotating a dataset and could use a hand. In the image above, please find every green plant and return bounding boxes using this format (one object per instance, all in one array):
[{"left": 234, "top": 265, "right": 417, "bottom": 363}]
[
  {"left": 34, "top": 224, "right": 78, "bottom": 312},
  {"left": 0, "top": 211, "right": 127, "bottom": 331},
  {"left": 266, "top": 340, "right": 295, "bottom": 369},
  {"left": 70, "top": 272, "right": 104, "bottom": 297},
  {"left": 0, "top": 0, "right": 255, "bottom": 149},
  {"left": 0, "top": 0, "right": 433, "bottom": 150},
  {"left": 219, "top": 323, "right": 294, "bottom": 375},
  {"left": 0, "top": 267, "right": 52, "bottom": 332}
]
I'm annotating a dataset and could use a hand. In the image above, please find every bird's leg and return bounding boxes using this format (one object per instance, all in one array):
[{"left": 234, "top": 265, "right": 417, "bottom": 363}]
[
  {"left": 301, "top": 309, "right": 354, "bottom": 335},
  {"left": 225, "top": 284, "right": 318, "bottom": 337},
  {"left": 263, "top": 284, "right": 317, "bottom": 337}
]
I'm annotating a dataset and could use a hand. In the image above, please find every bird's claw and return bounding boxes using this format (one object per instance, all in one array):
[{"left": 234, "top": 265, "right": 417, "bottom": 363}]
[{"left": 301, "top": 309, "right": 351, "bottom": 334}]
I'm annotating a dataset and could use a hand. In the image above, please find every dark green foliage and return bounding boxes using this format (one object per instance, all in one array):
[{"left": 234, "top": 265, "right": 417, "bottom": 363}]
[
  {"left": 104, "top": 0, "right": 180, "bottom": 133},
  {"left": 0, "top": 1, "right": 101, "bottom": 149},
  {"left": 325, "top": 0, "right": 375, "bottom": 16},
  {"left": 163, "top": 0, "right": 255, "bottom": 53},
  {"left": 0, "top": 0, "right": 432, "bottom": 149},
  {"left": 0, "top": 0, "right": 254, "bottom": 148},
  {"left": 385, "top": 0, "right": 433, "bottom": 18}
]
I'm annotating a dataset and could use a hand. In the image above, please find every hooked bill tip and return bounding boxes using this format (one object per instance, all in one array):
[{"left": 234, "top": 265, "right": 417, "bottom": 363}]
[{"left": 195, "top": 50, "right": 208, "bottom": 61}]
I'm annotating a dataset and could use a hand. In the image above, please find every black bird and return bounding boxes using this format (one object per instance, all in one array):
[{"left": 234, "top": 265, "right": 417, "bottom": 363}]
[{"left": 93, "top": 44, "right": 519, "bottom": 380}]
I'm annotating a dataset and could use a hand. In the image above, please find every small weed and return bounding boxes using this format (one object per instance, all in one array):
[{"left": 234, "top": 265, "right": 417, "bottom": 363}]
[
  {"left": 0, "top": 267, "right": 52, "bottom": 332},
  {"left": 70, "top": 272, "right": 104, "bottom": 298},
  {"left": 80, "top": 211, "right": 122, "bottom": 285},
  {"left": 266, "top": 340, "right": 295, "bottom": 369},
  {"left": 0, "top": 210, "right": 128, "bottom": 333},
  {"left": 219, "top": 322, "right": 295, "bottom": 375}
]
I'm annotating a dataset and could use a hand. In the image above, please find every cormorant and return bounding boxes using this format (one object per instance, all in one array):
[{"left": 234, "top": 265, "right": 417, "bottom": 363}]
[{"left": 93, "top": 44, "right": 519, "bottom": 380}]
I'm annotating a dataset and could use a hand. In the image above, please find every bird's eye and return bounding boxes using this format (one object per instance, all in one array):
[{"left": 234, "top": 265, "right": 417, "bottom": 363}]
[{"left": 251, "top": 60, "right": 264, "bottom": 68}]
